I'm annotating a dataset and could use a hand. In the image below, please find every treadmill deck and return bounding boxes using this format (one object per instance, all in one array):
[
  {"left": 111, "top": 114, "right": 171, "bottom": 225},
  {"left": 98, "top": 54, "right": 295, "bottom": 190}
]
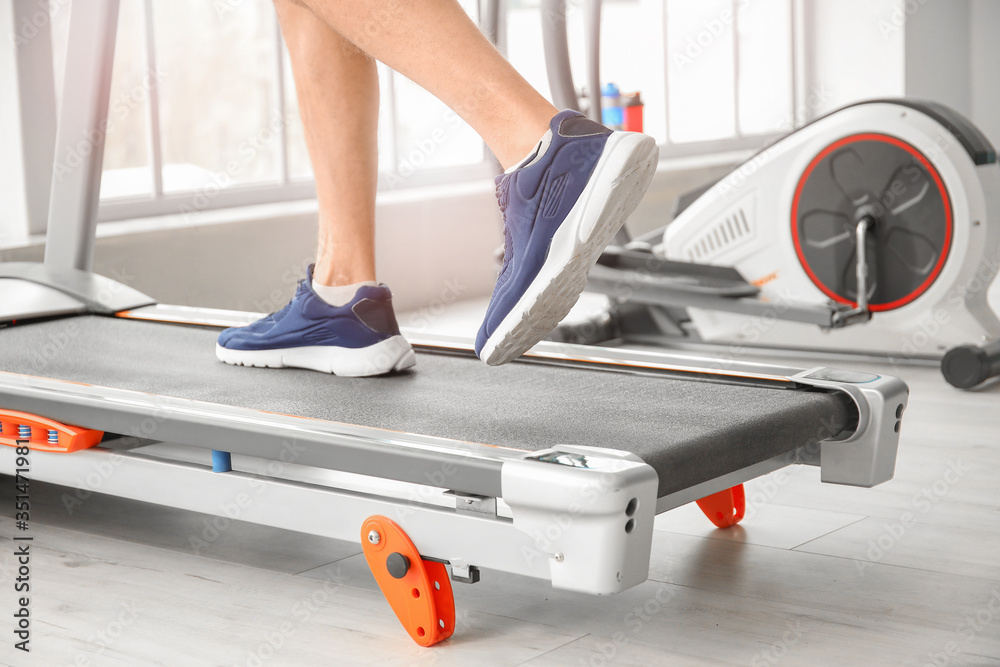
[{"left": 0, "top": 316, "right": 853, "bottom": 496}]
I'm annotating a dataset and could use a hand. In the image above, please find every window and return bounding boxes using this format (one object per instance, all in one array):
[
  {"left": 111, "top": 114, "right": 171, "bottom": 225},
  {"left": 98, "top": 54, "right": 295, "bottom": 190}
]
[
  {"left": 505, "top": 0, "right": 797, "bottom": 154},
  {"left": 47, "top": 0, "right": 490, "bottom": 223},
  {"left": 36, "top": 0, "right": 898, "bottom": 224}
]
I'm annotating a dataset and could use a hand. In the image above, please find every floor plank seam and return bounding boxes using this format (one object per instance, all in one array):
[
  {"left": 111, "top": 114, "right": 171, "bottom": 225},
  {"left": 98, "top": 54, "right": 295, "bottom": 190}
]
[
  {"left": 788, "top": 515, "right": 870, "bottom": 550},
  {"left": 515, "top": 632, "right": 592, "bottom": 666},
  {"left": 788, "top": 546, "right": 1000, "bottom": 581},
  {"left": 291, "top": 551, "right": 364, "bottom": 577}
]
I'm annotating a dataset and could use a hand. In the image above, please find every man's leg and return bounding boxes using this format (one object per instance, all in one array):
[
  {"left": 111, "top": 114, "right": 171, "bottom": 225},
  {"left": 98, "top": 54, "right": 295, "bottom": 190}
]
[
  {"left": 286, "top": 0, "right": 558, "bottom": 170},
  {"left": 288, "top": 1, "right": 659, "bottom": 365},
  {"left": 274, "top": 0, "right": 378, "bottom": 288},
  {"left": 216, "top": 0, "right": 415, "bottom": 376}
]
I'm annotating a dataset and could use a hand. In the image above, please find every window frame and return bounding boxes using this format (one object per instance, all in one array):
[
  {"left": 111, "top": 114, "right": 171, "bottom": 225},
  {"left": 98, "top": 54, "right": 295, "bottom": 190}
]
[{"left": 92, "top": 0, "right": 801, "bottom": 224}]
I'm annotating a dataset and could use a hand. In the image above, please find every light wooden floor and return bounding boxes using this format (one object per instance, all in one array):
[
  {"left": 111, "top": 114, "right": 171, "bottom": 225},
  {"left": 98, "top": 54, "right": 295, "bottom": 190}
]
[{"left": 2, "top": 303, "right": 999, "bottom": 666}]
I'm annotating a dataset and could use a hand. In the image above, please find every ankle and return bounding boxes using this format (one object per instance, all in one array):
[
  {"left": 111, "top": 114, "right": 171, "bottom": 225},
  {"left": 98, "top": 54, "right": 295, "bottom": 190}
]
[
  {"left": 312, "top": 279, "right": 380, "bottom": 307},
  {"left": 313, "top": 261, "right": 376, "bottom": 288},
  {"left": 496, "top": 107, "right": 557, "bottom": 170}
]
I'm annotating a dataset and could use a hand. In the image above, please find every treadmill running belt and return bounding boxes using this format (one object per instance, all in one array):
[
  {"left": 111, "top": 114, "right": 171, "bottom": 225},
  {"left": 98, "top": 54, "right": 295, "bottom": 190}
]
[{"left": 0, "top": 317, "right": 853, "bottom": 496}]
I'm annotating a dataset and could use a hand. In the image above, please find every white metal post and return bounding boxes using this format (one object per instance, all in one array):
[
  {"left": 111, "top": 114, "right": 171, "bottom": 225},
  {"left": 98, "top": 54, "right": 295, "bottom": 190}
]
[
  {"left": 43, "top": 0, "right": 120, "bottom": 272},
  {"left": 0, "top": 0, "right": 57, "bottom": 244}
]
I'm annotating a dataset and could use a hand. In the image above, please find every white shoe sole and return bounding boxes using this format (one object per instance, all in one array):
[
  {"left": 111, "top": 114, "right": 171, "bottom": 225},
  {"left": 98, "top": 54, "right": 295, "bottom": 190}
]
[
  {"left": 215, "top": 335, "right": 416, "bottom": 377},
  {"left": 480, "top": 131, "right": 659, "bottom": 365}
]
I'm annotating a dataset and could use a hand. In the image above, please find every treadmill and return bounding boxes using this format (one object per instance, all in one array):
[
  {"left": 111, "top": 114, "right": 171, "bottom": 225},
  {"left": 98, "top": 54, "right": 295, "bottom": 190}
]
[{"left": 0, "top": 0, "right": 907, "bottom": 647}]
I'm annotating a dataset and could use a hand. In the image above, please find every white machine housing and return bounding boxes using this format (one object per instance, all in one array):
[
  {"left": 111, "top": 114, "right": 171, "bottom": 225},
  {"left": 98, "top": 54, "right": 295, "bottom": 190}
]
[{"left": 657, "top": 101, "right": 1000, "bottom": 360}]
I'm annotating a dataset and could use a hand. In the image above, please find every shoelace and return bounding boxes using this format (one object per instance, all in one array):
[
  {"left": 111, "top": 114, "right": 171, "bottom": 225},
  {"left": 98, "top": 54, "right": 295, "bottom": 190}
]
[
  {"left": 494, "top": 177, "right": 515, "bottom": 285},
  {"left": 262, "top": 279, "right": 307, "bottom": 321}
]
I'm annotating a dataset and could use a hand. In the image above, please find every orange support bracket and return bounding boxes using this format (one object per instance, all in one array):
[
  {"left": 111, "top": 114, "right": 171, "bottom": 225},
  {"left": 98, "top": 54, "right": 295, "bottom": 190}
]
[
  {"left": 0, "top": 410, "right": 104, "bottom": 453},
  {"left": 696, "top": 484, "right": 746, "bottom": 529},
  {"left": 361, "top": 516, "right": 456, "bottom": 647}
]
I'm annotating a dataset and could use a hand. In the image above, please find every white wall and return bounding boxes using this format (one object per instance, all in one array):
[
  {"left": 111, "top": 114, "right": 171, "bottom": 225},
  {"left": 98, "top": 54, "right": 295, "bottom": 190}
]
[
  {"left": 904, "top": 0, "right": 972, "bottom": 115},
  {"left": 970, "top": 0, "right": 1000, "bottom": 147},
  {"left": 1, "top": 186, "right": 504, "bottom": 318},
  {"left": 798, "top": 0, "right": 1000, "bottom": 148},
  {"left": 0, "top": 0, "right": 56, "bottom": 247},
  {"left": 0, "top": 4, "right": 28, "bottom": 248},
  {"left": 903, "top": 0, "right": 1000, "bottom": 147},
  {"left": 803, "top": 0, "right": 905, "bottom": 119}
]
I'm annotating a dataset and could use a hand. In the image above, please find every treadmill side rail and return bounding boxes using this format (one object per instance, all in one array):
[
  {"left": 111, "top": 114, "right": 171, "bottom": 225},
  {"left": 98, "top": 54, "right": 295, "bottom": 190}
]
[
  {"left": 501, "top": 446, "right": 659, "bottom": 594},
  {"left": 793, "top": 370, "right": 909, "bottom": 487}
]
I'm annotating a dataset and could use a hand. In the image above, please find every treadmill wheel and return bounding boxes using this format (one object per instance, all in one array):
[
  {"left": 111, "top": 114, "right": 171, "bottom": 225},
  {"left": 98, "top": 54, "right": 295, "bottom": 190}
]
[
  {"left": 361, "top": 516, "right": 456, "bottom": 646},
  {"left": 696, "top": 484, "right": 746, "bottom": 529}
]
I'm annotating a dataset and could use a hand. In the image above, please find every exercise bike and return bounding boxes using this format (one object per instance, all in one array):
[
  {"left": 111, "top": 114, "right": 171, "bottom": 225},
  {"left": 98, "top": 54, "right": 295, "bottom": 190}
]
[{"left": 552, "top": 98, "right": 1000, "bottom": 388}]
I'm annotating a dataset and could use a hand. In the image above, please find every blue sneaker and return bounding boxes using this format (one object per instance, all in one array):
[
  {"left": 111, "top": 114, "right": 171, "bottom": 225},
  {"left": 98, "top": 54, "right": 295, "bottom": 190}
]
[
  {"left": 216, "top": 266, "right": 415, "bottom": 376},
  {"left": 475, "top": 110, "right": 658, "bottom": 365}
]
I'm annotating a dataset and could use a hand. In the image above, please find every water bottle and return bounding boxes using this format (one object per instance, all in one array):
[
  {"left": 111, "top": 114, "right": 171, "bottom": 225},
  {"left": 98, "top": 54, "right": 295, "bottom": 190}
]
[
  {"left": 622, "top": 91, "right": 644, "bottom": 132},
  {"left": 601, "top": 83, "right": 623, "bottom": 130}
]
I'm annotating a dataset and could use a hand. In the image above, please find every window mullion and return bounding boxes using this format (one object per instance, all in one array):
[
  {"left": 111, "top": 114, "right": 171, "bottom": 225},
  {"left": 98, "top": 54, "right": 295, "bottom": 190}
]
[
  {"left": 272, "top": 13, "right": 290, "bottom": 185},
  {"left": 731, "top": 0, "right": 741, "bottom": 138},
  {"left": 384, "top": 67, "right": 400, "bottom": 178},
  {"left": 142, "top": 0, "right": 163, "bottom": 199},
  {"left": 662, "top": 1, "right": 671, "bottom": 145}
]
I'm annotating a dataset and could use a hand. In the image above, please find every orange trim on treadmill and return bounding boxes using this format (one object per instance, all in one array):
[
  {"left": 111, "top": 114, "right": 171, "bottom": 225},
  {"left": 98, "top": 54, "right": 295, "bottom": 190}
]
[
  {"left": 114, "top": 310, "right": 241, "bottom": 327},
  {"left": 414, "top": 341, "right": 791, "bottom": 383},
  {"left": 361, "top": 516, "right": 455, "bottom": 647},
  {"left": 790, "top": 132, "right": 953, "bottom": 312},
  {"left": 521, "top": 352, "right": 791, "bottom": 383},
  {"left": 253, "top": 409, "right": 523, "bottom": 452},
  {"left": 117, "top": 311, "right": 790, "bottom": 383},
  {"left": 0, "top": 409, "right": 103, "bottom": 452}
]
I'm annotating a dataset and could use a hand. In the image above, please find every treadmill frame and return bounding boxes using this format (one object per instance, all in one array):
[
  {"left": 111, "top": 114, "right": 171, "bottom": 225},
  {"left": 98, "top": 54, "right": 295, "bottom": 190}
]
[
  {"left": 0, "top": 306, "right": 907, "bottom": 595},
  {"left": 0, "top": 0, "right": 906, "bottom": 599}
]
